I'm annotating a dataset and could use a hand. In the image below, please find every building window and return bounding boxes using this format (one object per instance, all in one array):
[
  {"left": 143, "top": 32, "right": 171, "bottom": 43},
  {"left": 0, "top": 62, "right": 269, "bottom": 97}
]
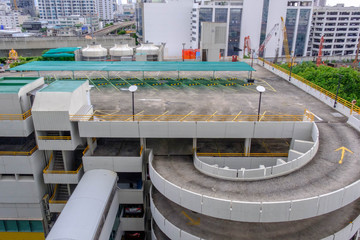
[
  {"left": 259, "top": 0, "right": 270, "bottom": 56},
  {"left": 284, "top": 9, "right": 298, "bottom": 54},
  {"left": 198, "top": 8, "right": 213, "bottom": 47},
  {"left": 227, "top": 8, "right": 242, "bottom": 56},
  {"left": 215, "top": 8, "right": 227, "bottom": 23}
]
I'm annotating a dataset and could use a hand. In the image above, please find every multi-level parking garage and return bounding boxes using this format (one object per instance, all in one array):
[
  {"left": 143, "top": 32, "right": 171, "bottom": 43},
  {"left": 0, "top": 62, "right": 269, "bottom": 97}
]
[{"left": 4, "top": 60, "right": 360, "bottom": 239}]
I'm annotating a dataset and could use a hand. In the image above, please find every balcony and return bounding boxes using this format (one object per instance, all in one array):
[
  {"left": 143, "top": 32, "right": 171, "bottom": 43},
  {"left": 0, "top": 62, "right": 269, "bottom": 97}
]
[
  {"left": 43, "top": 151, "right": 84, "bottom": 184},
  {"left": 83, "top": 139, "right": 143, "bottom": 172},
  {"left": 49, "top": 184, "right": 74, "bottom": 212},
  {"left": 37, "top": 131, "right": 75, "bottom": 150},
  {"left": 0, "top": 110, "right": 34, "bottom": 137},
  {"left": 120, "top": 206, "right": 145, "bottom": 231}
]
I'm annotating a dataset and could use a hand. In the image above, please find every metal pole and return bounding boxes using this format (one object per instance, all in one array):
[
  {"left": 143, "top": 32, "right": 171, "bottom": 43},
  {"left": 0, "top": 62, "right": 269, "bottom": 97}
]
[
  {"left": 132, "top": 92, "right": 135, "bottom": 121},
  {"left": 142, "top": 71, "right": 144, "bottom": 79},
  {"left": 263, "top": 48, "right": 265, "bottom": 66},
  {"left": 72, "top": 71, "right": 75, "bottom": 79},
  {"left": 182, "top": 43, "right": 185, "bottom": 62},
  {"left": 250, "top": 50, "right": 254, "bottom": 80},
  {"left": 107, "top": 71, "right": 109, "bottom": 79},
  {"left": 334, "top": 75, "right": 342, "bottom": 108},
  {"left": 289, "top": 57, "right": 293, "bottom": 81},
  {"left": 213, "top": 71, "right": 215, "bottom": 80},
  {"left": 257, "top": 92, "right": 262, "bottom": 121}
]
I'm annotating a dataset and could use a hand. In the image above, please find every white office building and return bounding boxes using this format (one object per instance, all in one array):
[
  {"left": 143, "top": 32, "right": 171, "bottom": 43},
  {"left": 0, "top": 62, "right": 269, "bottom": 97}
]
[
  {"left": 96, "top": 0, "right": 115, "bottom": 23},
  {"left": 308, "top": 4, "right": 360, "bottom": 56},
  {"left": 136, "top": 0, "right": 313, "bottom": 59}
]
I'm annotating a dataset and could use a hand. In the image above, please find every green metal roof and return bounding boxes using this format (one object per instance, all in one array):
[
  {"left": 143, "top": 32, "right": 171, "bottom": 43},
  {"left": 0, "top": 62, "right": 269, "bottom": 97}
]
[
  {"left": 0, "top": 77, "right": 40, "bottom": 93},
  {"left": 40, "top": 80, "right": 86, "bottom": 93},
  {"left": 10, "top": 61, "right": 255, "bottom": 72}
]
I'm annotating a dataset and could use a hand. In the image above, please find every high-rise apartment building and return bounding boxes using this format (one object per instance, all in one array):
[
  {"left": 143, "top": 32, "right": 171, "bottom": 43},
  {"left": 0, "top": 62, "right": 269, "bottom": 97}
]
[
  {"left": 9, "top": 0, "right": 35, "bottom": 16},
  {"left": 308, "top": 4, "right": 360, "bottom": 56},
  {"left": 136, "top": 0, "right": 313, "bottom": 59},
  {"left": 38, "top": 0, "right": 114, "bottom": 25},
  {"left": 38, "top": 0, "right": 97, "bottom": 22}
]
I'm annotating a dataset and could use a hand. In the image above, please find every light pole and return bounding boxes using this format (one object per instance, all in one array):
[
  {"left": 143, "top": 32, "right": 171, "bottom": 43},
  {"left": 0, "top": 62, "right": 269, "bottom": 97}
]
[
  {"left": 256, "top": 86, "right": 266, "bottom": 121},
  {"left": 182, "top": 43, "right": 186, "bottom": 62},
  {"left": 129, "top": 85, "right": 138, "bottom": 121},
  {"left": 289, "top": 54, "right": 294, "bottom": 82},
  {"left": 334, "top": 74, "right": 342, "bottom": 108},
  {"left": 248, "top": 49, "right": 255, "bottom": 82}
]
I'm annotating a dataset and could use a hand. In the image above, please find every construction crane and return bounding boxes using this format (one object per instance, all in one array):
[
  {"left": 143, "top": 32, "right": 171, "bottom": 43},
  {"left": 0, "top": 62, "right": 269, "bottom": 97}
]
[
  {"left": 13, "top": 0, "right": 18, "bottom": 10},
  {"left": 258, "top": 23, "right": 280, "bottom": 57},
  {"left": 353, "top": 37, "right": 360, "bottom": 69},
  {"left": 316, "top": 35, "right": 325, "bottom": 67},
  {"left": 243, "top": 36, "right": 251, "bottom": 58},
  {"left": 280, "top": 17, "right": 292, "bottom": 67}
]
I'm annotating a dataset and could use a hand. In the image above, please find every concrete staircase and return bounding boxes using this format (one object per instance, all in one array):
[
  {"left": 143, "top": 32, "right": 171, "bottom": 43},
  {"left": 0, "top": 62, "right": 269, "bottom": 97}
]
[
  {"left": 53, "top": 151, "right": 65, "bottom": 171},
  {"left": 56, "top": 184, "right": 70, "bottom": 201}
]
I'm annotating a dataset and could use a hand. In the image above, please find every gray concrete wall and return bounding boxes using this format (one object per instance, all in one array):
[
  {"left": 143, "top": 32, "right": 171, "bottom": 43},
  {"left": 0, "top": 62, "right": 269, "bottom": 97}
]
[
  {"left": 149, "top": 146, "right": 360, "bottom": 223},
  {"left": 150, "top": 189, "right": 360, "bottom": 240},
  {"left": 0, "top": 36, "right": 135, "bottom": 57}
]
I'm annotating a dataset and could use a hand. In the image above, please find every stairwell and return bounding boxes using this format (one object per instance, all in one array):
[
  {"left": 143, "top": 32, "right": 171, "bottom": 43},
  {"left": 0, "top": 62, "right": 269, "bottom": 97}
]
[{"left": 52, "top": 151, "right": 65, "bottom": 171}]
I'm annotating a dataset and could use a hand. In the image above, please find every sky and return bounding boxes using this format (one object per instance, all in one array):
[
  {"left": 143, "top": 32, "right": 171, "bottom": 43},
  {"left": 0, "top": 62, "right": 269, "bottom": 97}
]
[{"left": 326, "top": 0, "right": 360, "bottom": 6}]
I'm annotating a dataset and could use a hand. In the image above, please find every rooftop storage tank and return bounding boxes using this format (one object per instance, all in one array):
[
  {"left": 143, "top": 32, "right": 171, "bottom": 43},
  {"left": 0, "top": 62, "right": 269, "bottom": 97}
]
[
  {"left": 135, "top": 44, "right": 159, "bottom": 61},
  {"left": 109, "top": 44, "right": 134, "bottom": 61},
  {"left": 82, "top": 44, "right": 107, "bottom": 61}
]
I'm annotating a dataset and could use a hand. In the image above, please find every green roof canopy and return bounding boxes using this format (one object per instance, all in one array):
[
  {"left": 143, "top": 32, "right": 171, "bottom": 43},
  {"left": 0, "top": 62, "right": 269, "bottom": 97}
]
[
  {"left": 42, "top": 48, "right": 79, "bottom": 58},
  {"left": 10, "top": 61, "right": 256, "bottom": 72},
  {"left": 40, "top": 80, "right": 86, "bottom": 92},
  {"left": 0, "top": 77, "right": 40, "bottom": 93}
]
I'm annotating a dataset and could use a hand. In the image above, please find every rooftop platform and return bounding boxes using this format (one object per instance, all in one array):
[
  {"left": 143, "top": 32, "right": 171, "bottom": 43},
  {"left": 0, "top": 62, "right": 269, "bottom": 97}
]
[
  {"left": 152, "top": 187, "right": 360, "bottom": 240},
  {"left": 0, "top": 77, "right": 41, "bottom": 93}
]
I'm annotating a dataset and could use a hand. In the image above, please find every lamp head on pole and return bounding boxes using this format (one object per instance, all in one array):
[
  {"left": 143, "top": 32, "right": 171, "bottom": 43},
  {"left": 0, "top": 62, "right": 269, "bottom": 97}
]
[
  {"left": 129, "top": 85, "right": 138, "bottom": 93},
  {"left": 256, "top": 86, "right": 266, "bottom": 93}
]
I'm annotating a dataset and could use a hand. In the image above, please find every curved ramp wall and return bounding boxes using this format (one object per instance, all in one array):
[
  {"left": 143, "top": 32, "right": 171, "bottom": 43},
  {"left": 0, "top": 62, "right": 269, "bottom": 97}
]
[
  {"left": 149, "top": 150, "right": 360, "bottom": 222},
  {"left": 193, "top": 122, "right": 319, "bottom": 181},
  {"left": 150, "top": 188, "right": 360, "bottom": 240}
]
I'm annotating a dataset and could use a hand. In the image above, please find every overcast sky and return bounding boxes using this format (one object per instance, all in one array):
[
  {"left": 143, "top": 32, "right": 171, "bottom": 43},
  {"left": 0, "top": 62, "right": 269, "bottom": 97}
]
[{"left": 326, "top": 0, "right": 360, "bottom": 6}]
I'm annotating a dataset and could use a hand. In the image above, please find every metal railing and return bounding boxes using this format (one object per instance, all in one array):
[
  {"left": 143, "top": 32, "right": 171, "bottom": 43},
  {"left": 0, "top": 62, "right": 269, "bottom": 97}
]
[
  {"left": 196, "top": 152, "right": 289, "bottom": 157},
  {"left": 260, "top": 58, "right": 360, "bottom": 115},
  {"left": 0, "top": 109, "right": 32, "bottom": 121},
  {"left": 49, "top": 184, "right": 68, "bottom": 204},
  {"left": 0, "top": 146, "right": 38, "bottom": 156},
  {"left": 38, "top": 136, "right": 72, "bottom": 140},
  {"left": 43, "top": 153, "right": 83, "bottom": 174},
  {"left": 140, "top": 145, "right": 143, "bottom": 156},
  {"left": 82, "top": 145, "right": 90, "bottom": 156},
  {"left": 70, "top": 113, "right": 313, "bottom": 122}
]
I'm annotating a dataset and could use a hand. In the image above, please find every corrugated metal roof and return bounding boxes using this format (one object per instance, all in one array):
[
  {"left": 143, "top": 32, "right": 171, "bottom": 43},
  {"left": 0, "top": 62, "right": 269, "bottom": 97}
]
[
  {"left": 10, "top": 61, "right": 256, "bottom": 72},
  {"left": 40, "top": 80, "right": 86, "bottom": 92}
]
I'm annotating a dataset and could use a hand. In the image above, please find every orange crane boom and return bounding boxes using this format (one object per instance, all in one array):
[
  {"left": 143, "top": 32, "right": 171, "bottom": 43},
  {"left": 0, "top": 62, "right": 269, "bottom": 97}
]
[
  {"left": 280, "top": 17, "right": 291, "bottom": 67},
  {"left": 353, "top": 37, "right": 360, "bottom": 68},
  {"left": 316, "top": 35, "right": 325, "bottom": 67}
]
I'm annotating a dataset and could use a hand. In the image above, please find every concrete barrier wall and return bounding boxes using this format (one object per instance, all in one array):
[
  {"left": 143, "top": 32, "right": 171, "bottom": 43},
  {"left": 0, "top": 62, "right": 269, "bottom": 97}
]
[
  {"left": 150, "top": 188, "right": 202, "bottom": 240},
  {"left": 347, "top": 115, "right": 360, "bottom": 133},
  {"left": 193, "top": 122, "right": 319, "bottom": 181},
  {"left": 78, "top": 120, "right": 313, "bottom": 140},
  {"left": 150, "top": 149, "right": 360, "bottom": 222},
  {"left": 259, "top": 60, "right": 353, "bottom": 117},
  {"left": 150, "top": 187, "right": 360, "bottom": 239}
]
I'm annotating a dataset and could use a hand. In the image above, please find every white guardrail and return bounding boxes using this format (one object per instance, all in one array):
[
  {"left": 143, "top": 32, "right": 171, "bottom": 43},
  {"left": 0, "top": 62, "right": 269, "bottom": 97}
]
[
  {"left": 193, "top": 122, "right": 319, "bottom": 181},
  {"left": 150, "top": 187, "right": 360, "bottom": 240},
  {"left": 149, "top": 149, "right": 360, "bottom": 223}
]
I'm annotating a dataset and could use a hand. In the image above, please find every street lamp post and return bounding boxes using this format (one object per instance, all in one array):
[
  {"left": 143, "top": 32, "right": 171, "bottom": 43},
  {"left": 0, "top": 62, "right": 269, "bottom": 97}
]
[
  {"left": 289, "top": 56, "right": 294, "bottom": 81},
  {"left": 334, "top": 74, "right": 342, "bottom": 108},
  {"left": 182, "top": 43, "right": 186, "bottom": 62},
  {"left": 129, "top": 85, "right": 138, "bottom": 121},
  {"left": 256, "top": 86, "right": 266, "bottom": 121}
]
